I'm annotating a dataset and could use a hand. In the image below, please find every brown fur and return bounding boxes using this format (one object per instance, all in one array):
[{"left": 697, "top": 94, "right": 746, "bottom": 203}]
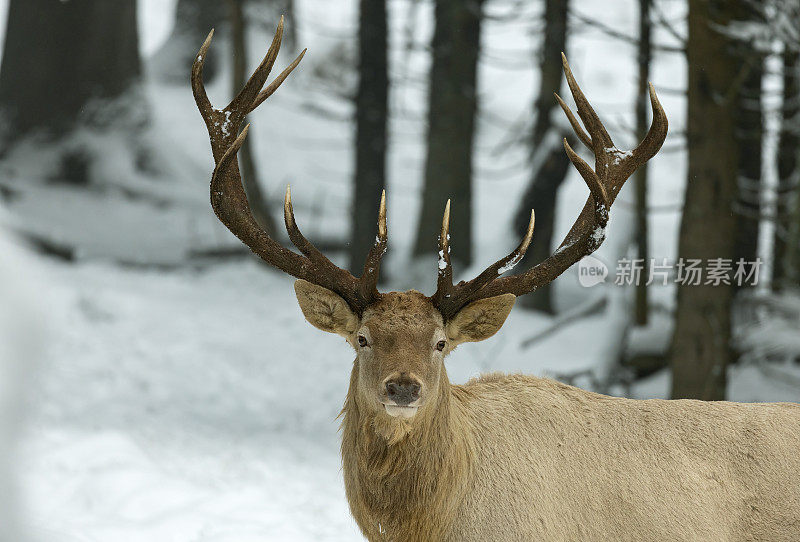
[{"left": 295, "top": 283, "right": 800, "bottom": 541}]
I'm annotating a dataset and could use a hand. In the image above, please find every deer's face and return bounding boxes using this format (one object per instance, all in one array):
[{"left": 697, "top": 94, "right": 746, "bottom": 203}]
[
  {"left": 352, "top": 291, "right": 447, "bottom": 419},
  {"left": 294, "top": 280, "right": 515, "bottom": 421}
]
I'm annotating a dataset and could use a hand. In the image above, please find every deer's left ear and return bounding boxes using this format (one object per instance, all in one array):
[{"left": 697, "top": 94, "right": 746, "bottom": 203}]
[
  {"left": 294, "top": 280, "right": 359, "bottom": 337},
  {"left": 446, "top": 294, "right": 516, "bottom": 345}
]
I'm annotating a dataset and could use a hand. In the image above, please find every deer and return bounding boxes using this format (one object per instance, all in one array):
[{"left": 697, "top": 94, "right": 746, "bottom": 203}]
[{"left": 192, "top": 19, "right": 800, "bottom": 542}]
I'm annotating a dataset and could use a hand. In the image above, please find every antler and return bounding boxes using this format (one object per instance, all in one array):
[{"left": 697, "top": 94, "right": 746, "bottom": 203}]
[
  {"left": 192, "top": 19, "right": 387, "bottom": 315},
  {"left": 431, "top": 54, "right": 668, "bottom": 320}
]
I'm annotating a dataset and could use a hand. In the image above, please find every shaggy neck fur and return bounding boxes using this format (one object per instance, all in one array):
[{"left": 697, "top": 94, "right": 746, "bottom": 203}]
[{"left": 341, "top": 363, "right": 475, "bottom": 542}]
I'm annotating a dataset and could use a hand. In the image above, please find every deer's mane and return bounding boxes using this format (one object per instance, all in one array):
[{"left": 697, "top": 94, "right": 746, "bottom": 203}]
[{"left": 340, "top": 364, "right": 475, "bottom": 541}]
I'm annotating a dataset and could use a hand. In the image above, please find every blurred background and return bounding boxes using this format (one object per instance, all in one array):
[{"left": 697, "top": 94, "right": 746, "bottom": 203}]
[{"left": 0, "top": 0, "right": 798, "bottom": 540}]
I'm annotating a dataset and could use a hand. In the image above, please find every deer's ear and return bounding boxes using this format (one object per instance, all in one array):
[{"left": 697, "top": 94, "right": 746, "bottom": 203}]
[
  {"left": 294, "top": 280, "right": 359, "bottom": 336},
  {"left": 446, "top": 294, "right": 516, "bottom": 345}
]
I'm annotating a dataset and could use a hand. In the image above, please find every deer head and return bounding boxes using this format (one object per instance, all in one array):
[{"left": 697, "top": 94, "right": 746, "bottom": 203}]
[
  {"left": 295, "top": 279, "right": 515, "bottom": 421},
  {"left": 192, "top": 19, "right": 667, "bottom": 426}
]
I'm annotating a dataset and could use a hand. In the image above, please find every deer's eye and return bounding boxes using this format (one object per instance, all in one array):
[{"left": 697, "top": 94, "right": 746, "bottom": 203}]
[
  {"left": 435, "top": 340, "right": 446, "bottom": 352},
  {"left": 357, "top": 335, "right": 369, "bottom": 347}
]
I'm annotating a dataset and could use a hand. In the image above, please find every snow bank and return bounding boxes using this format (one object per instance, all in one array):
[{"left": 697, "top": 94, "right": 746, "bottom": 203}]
[{"left": 0, "top": 223, "right": 45, "bottom": 542}]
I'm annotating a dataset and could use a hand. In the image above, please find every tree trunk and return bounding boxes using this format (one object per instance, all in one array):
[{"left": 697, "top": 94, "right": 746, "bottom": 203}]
[
  {"left": 774, "top": 49, "right": 799, "bottom": 288},
  {"left": 512, "top": 0, "right": 570, "bottom": 313},
  {"left": 732, "top": 4, "right": 764, "bottom": 277},
  {"left": 634, "top": 0, "right": 652, "bottom": 325},
  {"left": 228, "top": 0, "right": 276, "bottom": 234},
  {"left": 150, "top": 0, "right": 226, "bottom": 82},
  {"left": 669, "top": 0, "right": 739, "bottom": 401},
  {"left": 278, "top": 0, "right": 298, "bottom": 52},
  {"left": 413, "top": 0, "right": 485, "bottom": 267},
  {"left": 349, "top": 0, "right": 389, "bottom": 274},
  {"left": 0, "top": 0, "right": 141, "bottom": 144},
  {"left": 785, "top": 166, "right": 800, "bottom": 285}
]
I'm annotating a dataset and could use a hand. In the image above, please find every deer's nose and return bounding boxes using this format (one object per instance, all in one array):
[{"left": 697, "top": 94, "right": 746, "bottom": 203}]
[{"left": 385, "top": 376, "right": 421, "bottom": 406}]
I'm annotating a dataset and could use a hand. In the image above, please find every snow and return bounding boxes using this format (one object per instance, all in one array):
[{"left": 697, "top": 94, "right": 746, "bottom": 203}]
[
  {"left": 0, "top": 224, "right": 45, "bottom": 542},
  {"left": 16, "top": 257, "right": 363, "bottom": 541},
  {"left": 591, "top": 225, "right": 606, "bottom": 244},
  {"left": 604, "top": 146, "right": 633, "bottom": 165},
  {"left": 0, "top": 0, "right": 796, "bottom": 540},
  {"left": 221, "top": 109, "right": 234, "bottom": 137},
  {"left": 497, "top": 251, "right": 523, "bottom": 275}
]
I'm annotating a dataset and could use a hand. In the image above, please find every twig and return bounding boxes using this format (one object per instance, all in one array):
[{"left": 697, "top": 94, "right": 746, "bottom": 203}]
[{"left": 521, "top": 295, "right": 608, "bottom": 348}]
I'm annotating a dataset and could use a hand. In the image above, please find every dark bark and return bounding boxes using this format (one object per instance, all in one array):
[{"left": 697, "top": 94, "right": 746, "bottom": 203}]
[
  {"left": 150, "top": 0, "right": 226, "bottom": 82},
  {"left": 349, "top": 0, "right": 388, "bottom": 274},
  {"left": 512, "top": 0, "right": 569, "bottom": 313},
  {"left": 278, "top": 0, "right": 298, "bottom": 52},
  {"left": 413, "top": 0, "right": 485, "bottom": 267},
  {"left": 774, "top": 50, "right": 799, "bottom": 288},
  {"left": 634, "top": 0, "right": 652, "bottom": 325},
  {"left": 228, "top": 0, "right": 276, "bottom": 234},
  {"left": 0, "top": 0, "right": 141, "bottom": 143},
  {"left": 732, "top": 3, "right": 764, "bottom": 278},
  {"left": 669, "top": 0, "right": 739, "bottom": 401},
  {"left": 786, "top": 163, "right": 800, "bottom": 285}
]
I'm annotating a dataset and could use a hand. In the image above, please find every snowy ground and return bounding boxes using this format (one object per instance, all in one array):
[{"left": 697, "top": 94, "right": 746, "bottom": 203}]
[{"left": 1, "top": 0, "right": 798, "bottom": 541}]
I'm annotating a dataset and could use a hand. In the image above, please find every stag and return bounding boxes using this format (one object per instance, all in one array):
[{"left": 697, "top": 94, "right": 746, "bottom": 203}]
[{"left": 193, "top": 20, "right": 800, "bottom": 542}]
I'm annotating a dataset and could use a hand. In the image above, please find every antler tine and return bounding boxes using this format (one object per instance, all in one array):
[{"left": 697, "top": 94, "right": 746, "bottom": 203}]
[
  {"left": 229, "top": 16, "right": 284, "bottom": 113},
  {"left": 191, "top": 29, "right": 215, "bottom": 123},
  {"left": 554, "top": 92, "right": 592, "bottom": 150},
  {"left": 433, "top": 200, "right": 453, "bottom": 304},
  {"left": 429, "top": 55, "right": 667, "bottom": 320},
  {"left": 433, "top": 210, "right": 534, "bottom": 316},
  {"left": 283, "top": 185, "right": 336, "bottom": 262},
  {"left": 461, "top": 210, "right": 535, "bottom": 292},
  {"left": 249, "top": 48, "right": 307, "bottom": 113},
  {"left": 561, "top": 53, "right": 612, "bottom": 149},
  {"left": 563, "top": 138, "right": 609, "bottom": 231},
  {"left": 632, "top": 83, "right": 669, "bottom": 163},
  {"left": 358, "top": 191, "right": 388, "bottom": 300}
]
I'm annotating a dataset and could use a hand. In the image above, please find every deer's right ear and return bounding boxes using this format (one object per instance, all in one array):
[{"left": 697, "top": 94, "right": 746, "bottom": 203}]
[{"left": 294, "top": 280, "right": 359, "bottom": 336}]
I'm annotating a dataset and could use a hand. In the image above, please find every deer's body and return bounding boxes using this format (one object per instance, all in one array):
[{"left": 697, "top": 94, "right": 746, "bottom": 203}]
[
  {"left": 344, "top": 370, "right": 800, "bottom": 542},
  {"left": 193, "top": 23, "right": 799, "bottom": 542}
]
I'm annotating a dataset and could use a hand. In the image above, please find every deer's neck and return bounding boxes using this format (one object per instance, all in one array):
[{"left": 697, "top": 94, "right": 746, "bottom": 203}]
[{"left": 341, "top": 365, "right": 474, "bottom": 541}]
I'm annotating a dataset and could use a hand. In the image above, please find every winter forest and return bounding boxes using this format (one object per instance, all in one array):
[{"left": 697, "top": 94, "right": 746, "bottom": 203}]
[{"left": 0, "top": 0, "right": 799, "bottom": 540}]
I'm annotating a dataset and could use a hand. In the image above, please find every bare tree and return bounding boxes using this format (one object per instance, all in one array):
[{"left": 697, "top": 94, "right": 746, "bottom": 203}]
[
  {"left": 350, "top": 0, "right": 389, "bottom": 274},
  {"left": 670, "top": 0, "right": 740, "bottom": 400},
  {"left": 634, "top": 0, "right": 653, "bottom": 324},
  {"left": 0, "top": 0, "right": 142, "bottom": 151},
  {"left": 511, "top": 0, "right": 570, "bottom": 313},
  {"left": 151, "top": 0, "right": 297, "bottom": 83},
  {"left": 150, "top": 0, "right": 226, "bottom": 82},
  {"left": 733, "top": 0, "right": 800, "bottom": 288},
  {"left": 732, "top": 3, "right": 765, "bottom": 274},
  {"left": 413, "top": 0, "right": 486, "bottom": 267},
  {"left": 785, "top": 164, "right": 800, "bottom": 285},
  {"left": 775, "top": 49, "right": 800, "bottom": 287}
]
